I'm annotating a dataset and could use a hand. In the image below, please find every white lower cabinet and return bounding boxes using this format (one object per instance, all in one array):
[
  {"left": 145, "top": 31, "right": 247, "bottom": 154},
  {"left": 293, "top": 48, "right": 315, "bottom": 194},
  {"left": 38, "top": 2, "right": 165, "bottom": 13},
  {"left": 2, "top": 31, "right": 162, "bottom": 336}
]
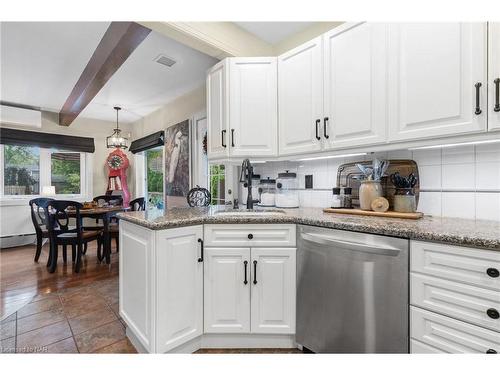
[
  {"left": 204, "top": 246, "right": 296, "bottom": 335},
  {"left": 156, "top": 226, "right": 204, "bottom": 352},
  {"left": 204, "top": 248, "right": 251, "bottom": 333},
  {"left": 251, "top": 248, "right": 296, "bottom": 334},
  {"left": 410, "top": 240, "right": 500, "bottom": 354}
]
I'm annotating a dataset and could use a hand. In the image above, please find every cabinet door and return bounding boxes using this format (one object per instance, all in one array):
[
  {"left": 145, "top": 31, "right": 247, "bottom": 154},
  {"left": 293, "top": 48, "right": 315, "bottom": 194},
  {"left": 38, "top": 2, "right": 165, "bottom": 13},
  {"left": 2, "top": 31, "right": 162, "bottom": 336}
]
[
  {"left": 323, "top": 23, "right": 388, "bottom": 149},
  {"left": 489, "top": 22, "right": 500, "bottom": 131},
  {"left": 204, "top": 247, "right": 251, "bottom": 333},
  {"left": 156, "top": 226, "right": 203, "bottom": 353},
  {"left": 388, "top": 23, "right": 487, "bottom": 141},
  {"left": 278, "top": 37, "right": 323, "bottom": 156},
  {"left": 229, "top": 57, "right": 278, "bottom": 157},
  {"left": 207, "top": 60, "right": 229, "bottom": 159},
  {"left": 251, "top": 248, "right": 296, "bottom": 334}
]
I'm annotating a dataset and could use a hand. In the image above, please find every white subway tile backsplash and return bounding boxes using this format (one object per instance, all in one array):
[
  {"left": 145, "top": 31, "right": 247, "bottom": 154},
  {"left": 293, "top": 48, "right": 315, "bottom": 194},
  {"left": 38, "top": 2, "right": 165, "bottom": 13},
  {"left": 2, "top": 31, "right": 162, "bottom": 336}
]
[
  {"left": 442, "top": 163, "right": 475, "bottom": 190},
  {"left": 412, "top": 149, "right": 441, "bottom": 166},
  {"left": 475, "top": 143, "right": 500, "bottom": 162},
  {"left": 442, "top": 192, "right": 475, "bottom": 219},
  {"left": 475, "top": 162, "right": 500, "bottom": 190},
  {"left": 251, "top": 146, "right": 500, "bottom": 221},
  {"left": 418, "top": 165, "right": 441, "bottom": 190},
  {"left": 441, "top": 145, "right": 475, "bottom": 164},
  {"left": 475, "top": 193, "right": 500, "bottom": 221},
  {"left": 417, "top": 192, "right": 442, "bottom": 216}
]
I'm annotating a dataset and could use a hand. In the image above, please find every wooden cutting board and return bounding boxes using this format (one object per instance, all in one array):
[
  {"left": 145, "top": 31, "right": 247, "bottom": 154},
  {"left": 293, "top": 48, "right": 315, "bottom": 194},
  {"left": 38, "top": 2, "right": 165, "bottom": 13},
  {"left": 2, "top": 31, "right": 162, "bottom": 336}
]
[{"left": 323, "top": 208, "right": 424, "bottom": 220}]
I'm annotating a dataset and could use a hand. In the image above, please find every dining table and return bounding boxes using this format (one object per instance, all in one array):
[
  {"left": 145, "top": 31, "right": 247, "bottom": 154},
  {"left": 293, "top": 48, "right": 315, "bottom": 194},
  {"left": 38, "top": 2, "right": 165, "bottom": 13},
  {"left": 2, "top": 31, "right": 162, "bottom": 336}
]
[{"left": 53, "top": 205, "right": 128, "bottom": 268}]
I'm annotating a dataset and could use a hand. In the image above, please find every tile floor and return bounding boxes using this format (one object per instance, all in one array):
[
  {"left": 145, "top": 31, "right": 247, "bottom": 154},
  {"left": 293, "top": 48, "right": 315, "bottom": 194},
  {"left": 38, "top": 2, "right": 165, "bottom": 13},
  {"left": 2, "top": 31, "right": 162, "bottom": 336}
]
[{"left": 0, "top": 277, "right": 136, "bottom": 353}]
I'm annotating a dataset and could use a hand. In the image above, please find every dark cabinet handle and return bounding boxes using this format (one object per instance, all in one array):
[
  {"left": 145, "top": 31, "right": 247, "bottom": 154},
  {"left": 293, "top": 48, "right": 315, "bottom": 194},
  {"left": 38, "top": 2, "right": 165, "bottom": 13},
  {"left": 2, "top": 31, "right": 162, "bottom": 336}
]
[
  {"left": 475, "top": 82, "right": 482, "bottom": 115},
  {"left": 323, "top": 117, "right": 329, "bottom": 139},
  {"left": 487, "top": 308, "right": 499, "bottom": 320},
  {"left": 243, "top": 260, "right": 248, "bottom": 285},
  {"left": 486, "top": 349, "right": 497, "bottom": 354},
  {"left": 248, "top": 233, "right": 253, "bottom": 240},
  {"left": 315, "top": 119, "right": 321, "bottom": 140},
  {"left": 197, "top": 238, "right": 204, "bottom": 262},
  {"left": 221, "top": 130, "right": 226, "bottom": 148},
  {"left": 231, "top": 129, "right": 235, "bottom": 147},
  {"left": 494, "top": 78, "right": 500, "bottom": 112},
  {"left": 487, "top": 268, "right": 500, "bottom": 278},
  {"left": 253, "top": 260, "right": 257, "bottom": 284}
]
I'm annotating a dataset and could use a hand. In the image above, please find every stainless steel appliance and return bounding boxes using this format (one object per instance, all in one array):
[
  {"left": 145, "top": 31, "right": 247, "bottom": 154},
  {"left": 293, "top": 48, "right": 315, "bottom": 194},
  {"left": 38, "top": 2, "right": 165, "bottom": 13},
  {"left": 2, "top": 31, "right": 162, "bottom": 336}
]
[{"left": 296, "top": 225, "right": 409, "bottom": 353}]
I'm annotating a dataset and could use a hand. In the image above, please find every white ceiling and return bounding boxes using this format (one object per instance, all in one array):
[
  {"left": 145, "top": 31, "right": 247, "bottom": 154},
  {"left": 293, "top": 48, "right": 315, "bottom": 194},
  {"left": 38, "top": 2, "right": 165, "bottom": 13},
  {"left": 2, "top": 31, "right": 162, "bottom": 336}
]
[
  {"left": 1, "top": 22, "right": 218, "bottom": 123},
  {"left": 235, "top": 22, "right": 314, "bottom": 44}
]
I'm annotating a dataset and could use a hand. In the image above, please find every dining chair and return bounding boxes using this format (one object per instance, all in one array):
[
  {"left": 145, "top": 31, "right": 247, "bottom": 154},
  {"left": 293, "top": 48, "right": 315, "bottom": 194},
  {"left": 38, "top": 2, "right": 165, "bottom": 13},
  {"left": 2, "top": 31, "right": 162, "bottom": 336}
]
[
  {"left": 46, "top": 200, "right": 103, "bottom": 273},
  {"left": 106, "top": 197, "right": 145, "bottom": 256},
  {"left": 29, "top": 198, "right": 54, "bottom": 262}
]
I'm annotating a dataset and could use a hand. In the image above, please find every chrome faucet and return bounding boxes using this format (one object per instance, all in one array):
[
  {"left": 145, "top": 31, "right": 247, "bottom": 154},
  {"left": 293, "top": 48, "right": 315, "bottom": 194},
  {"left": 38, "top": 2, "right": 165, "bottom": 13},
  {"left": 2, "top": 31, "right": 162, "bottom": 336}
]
[{"left": 239, "top": 159, "right": 260, "bottom": 209}]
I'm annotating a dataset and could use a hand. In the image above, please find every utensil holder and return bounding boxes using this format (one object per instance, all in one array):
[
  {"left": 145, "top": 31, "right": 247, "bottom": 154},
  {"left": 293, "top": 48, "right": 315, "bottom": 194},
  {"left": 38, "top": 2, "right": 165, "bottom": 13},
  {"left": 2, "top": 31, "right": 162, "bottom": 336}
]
[{"left": 393, "top": 188, "right": 416, "bottom": 213}]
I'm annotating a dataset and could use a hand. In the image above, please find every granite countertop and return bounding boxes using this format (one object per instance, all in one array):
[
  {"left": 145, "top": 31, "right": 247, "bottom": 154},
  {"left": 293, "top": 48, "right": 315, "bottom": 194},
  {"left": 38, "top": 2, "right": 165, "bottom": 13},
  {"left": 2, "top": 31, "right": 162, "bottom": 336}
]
[{"left": 118, "top": 206, "right": 500, "bottom": 251}]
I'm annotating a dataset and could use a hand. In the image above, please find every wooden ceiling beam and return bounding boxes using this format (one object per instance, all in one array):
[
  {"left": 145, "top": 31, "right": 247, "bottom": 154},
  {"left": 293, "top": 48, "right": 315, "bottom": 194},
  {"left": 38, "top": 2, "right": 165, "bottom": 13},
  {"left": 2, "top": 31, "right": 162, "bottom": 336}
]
[{"left": 58, "top": 22, "right": 151, "bottom": 126}]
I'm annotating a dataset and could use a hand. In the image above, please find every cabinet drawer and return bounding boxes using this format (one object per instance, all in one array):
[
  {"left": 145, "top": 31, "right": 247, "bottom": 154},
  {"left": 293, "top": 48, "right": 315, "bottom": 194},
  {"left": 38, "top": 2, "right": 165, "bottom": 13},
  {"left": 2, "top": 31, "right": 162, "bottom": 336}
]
[
  {"left": 410, "top": 306, "right": 500, "bottom": 353},
  {"left": 410, "top": 339, "right": 443, "bottom": 353},
  {"left": 411, "top": 241, "right": 500, "bottom": 291},
  {"left": 204, "top": 224, "right": 296, "bottom": 247},
  {"left": 411, "top": 273, "right": 500, "bottom": 332}
]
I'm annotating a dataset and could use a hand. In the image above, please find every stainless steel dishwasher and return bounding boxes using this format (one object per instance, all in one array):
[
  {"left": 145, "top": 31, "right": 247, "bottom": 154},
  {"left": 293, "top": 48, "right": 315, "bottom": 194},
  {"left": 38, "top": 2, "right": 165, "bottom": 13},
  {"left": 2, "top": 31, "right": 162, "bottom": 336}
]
[{"left": 296, "top": 225, "right": 409, "bottom": 353}]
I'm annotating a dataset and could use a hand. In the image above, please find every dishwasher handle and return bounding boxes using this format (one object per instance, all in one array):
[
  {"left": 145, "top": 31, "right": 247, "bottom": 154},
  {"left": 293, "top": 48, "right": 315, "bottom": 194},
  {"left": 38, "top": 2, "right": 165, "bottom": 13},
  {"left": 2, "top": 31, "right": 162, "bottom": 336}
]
[{"left": 300, "top": 232, "right": 402, "bottom": 256}]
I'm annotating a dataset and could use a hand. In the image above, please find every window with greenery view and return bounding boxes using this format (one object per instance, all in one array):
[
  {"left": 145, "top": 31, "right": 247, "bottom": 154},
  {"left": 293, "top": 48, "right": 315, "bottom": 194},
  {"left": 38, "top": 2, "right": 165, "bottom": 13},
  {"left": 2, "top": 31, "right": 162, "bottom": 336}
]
[
  {"left": 3, "top": 145, "right": 40, "bottom": 195},
  {"left": 51, "top": 152, "right": 81, "bottom": 194},
  {"left": 210, "top": 164, "right": 225, "bottom": 205},
  {"left": 146, "top": 148, "right": 164, "bottom": 208}
]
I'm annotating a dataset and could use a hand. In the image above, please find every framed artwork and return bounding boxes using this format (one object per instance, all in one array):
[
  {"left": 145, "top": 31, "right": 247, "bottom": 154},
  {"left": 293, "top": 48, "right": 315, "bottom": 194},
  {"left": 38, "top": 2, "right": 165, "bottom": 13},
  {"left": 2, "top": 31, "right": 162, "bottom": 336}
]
[{"left": 164, "top": 119, "right": 191, "bottom": 207}]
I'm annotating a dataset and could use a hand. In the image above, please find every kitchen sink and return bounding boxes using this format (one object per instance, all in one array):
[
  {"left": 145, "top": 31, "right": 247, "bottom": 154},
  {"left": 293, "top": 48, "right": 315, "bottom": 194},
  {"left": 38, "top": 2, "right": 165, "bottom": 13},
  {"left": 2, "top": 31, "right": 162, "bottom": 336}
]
[{"left": 213, "top": 209, "right": 286, "bottom": 217}]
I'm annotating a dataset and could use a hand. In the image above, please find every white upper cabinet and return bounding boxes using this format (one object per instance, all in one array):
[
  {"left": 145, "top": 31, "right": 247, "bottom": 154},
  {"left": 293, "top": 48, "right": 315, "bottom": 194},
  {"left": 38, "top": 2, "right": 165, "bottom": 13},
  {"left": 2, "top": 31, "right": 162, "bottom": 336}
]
[
  {"left": 489, "top": 22, "right": 500, "bottom": 131},
  {"left": 250, "top": 248, "right": 296, "bottom": 334},
  {"left": 388, "top": 23, "right": 487, "bottom": 141},
  {"left": 229, "top": 58, "right": 278, "bottom": 157},
  {"left": 207, "top": 60, "right": 229, "bottom": 159},
  {"left": 323, "top": 23, "right": 388, "bottom": 149},
  {"left": 278, "top": 37, "right": 324, "bottom": 156},
  {"left": 206, "top": 57, "right": 278, "bottom": 160},
  {"left": 204, "top": 247, "right": 251, "bottom": 333},
  {"left": 156, "top": 226, "right": 204, "bottom": 353}
]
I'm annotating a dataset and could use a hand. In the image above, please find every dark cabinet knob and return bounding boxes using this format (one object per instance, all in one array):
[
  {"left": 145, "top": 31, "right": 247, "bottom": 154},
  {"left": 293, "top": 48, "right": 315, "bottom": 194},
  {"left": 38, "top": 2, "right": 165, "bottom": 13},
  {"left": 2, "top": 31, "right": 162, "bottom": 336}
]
[
  {"left": 486, "top": 349, "right": 497, "bottom": 354},
  {"left": 248, "top": 234, "right": 253, "bottom": 240},
  {"left": 486, "top": 268, "right": 499, "bottom": 278},
  {"left": 487, "top": 308, "right": 499, "bottom": 319}
]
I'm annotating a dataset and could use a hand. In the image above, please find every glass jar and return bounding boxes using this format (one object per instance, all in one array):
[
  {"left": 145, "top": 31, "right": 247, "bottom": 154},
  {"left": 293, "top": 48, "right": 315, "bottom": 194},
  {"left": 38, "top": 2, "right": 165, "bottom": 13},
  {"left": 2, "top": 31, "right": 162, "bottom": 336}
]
[
  {"left": 276, "top": 171, "right": 299, "bottom": 208},
  {"left": 341, "top": 187, "right": 352, "bottom": 208},
  {"left": 258, "top": 177, "right": 276, "bottom": 207},
  {"left": 240, "top": 174, "right": 260, "bottom": 207},
  {"left": 331, "top": 187, "right": 342, "bottom": 208}
]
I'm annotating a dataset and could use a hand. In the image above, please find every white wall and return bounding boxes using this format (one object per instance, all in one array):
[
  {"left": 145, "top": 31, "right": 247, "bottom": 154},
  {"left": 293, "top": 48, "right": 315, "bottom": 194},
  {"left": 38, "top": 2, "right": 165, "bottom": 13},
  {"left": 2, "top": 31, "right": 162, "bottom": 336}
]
[
  {"left": 0, "top": 112, "right": 136, "bottom": 242},
  {"left": 251, "top": 144, "right": 500, "bottom": 221}
]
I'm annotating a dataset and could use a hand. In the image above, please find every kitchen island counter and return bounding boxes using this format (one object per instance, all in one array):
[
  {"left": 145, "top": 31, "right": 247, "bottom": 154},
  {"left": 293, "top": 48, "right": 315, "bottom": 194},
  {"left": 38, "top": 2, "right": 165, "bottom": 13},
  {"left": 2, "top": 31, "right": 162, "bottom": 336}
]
[{"left": 117, "top": 207, "right": 500, "bottom": 251}]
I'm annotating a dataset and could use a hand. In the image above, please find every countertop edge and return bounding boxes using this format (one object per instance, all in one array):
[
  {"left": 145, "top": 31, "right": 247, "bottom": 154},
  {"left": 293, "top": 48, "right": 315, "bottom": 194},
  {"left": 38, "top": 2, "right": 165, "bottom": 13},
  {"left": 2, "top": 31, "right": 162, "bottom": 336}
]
[{"left": 117, "top": 213, "right": 500, "bottom": 251}]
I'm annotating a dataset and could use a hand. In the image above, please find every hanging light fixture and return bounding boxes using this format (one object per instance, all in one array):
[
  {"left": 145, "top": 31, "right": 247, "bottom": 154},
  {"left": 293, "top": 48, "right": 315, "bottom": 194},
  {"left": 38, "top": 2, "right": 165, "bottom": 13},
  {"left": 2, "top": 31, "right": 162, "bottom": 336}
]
[{"left": 106, "top": 106, "right": 129, "bottom": 149}]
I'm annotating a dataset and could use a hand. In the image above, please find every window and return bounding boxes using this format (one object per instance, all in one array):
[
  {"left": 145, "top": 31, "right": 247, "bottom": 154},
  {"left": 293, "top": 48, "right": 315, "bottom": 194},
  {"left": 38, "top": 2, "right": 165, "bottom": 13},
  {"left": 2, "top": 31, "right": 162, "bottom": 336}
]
[
  {"left": 3, "top": 145, "right": 40, "bottom": 195},
  {"left": 1, "top": 145, "right": 86, "bottom": 198},
  {"left": 209, "top": 164, "right": 225, "bottom": 205},
  {"left": 145, "top": 147, "right": 164, "bottom": 209},
  {"left": 51, "top": 152, "right": 81, "bottom": 194}
]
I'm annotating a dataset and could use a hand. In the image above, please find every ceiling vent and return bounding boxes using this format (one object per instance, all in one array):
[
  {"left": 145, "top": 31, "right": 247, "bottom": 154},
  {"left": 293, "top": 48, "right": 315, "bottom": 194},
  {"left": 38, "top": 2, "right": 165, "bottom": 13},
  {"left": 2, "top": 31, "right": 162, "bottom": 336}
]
[{"left": 154, "top": 54, "right": 177, "bottom": 68}]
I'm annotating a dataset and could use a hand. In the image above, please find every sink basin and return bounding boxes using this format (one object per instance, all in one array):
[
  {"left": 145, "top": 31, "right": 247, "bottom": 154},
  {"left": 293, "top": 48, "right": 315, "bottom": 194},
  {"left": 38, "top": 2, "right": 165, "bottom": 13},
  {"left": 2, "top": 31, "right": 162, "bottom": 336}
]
[{"left": 214, "top": 210, "right": 286, "bottom": 217}]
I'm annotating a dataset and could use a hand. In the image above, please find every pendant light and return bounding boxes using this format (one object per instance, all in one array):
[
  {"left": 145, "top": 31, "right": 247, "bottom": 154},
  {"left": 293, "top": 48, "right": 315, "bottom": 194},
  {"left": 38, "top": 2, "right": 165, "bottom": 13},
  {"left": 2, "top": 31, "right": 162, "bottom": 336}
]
[{"left": 106, "top": 106, "right": 129, "bottom": 149}]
